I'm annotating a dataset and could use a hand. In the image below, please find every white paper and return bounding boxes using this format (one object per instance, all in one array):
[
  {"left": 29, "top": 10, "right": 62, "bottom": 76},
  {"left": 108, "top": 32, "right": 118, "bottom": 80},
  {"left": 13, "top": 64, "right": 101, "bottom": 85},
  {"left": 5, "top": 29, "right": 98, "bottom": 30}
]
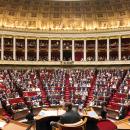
[
  {"left": 0, "top": 121, "right": 6, "bottom": 128},
  {"left": 87, "top": 111, "right": 98, "bottom": 118}
]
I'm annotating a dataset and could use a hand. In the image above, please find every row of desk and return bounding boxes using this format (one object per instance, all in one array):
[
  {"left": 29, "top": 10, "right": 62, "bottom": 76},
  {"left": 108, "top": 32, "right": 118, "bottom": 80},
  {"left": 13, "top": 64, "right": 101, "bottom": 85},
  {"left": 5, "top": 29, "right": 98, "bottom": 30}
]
[{"left": 1, "top": 107, "right": 130, "bottom": 130}]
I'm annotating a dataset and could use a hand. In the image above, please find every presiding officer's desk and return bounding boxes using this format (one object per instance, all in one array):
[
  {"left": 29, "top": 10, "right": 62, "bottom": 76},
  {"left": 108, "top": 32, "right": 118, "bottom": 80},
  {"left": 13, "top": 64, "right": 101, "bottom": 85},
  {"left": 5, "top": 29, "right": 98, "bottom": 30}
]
[
  {"left": 35, "top": 107, "right": 99, "bottom": 130},
  {"left": 35, "top": 108, "right": 66, "bottom": 130}
]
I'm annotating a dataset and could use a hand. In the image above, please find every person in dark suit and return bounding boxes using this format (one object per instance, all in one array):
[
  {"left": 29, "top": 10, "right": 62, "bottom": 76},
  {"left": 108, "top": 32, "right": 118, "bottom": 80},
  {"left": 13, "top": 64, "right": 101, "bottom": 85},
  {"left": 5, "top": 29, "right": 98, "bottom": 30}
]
[
  {"left": 59, "top": 102, "right": 81, "bottom": 124},
  {"left": 25, "top": 109, "right": 35, "bottom": 130},
  {"left": 50, "top": 102, "right": 81, "bottom": 126},
  {"left": 119, "top": 104, "right": 126, "bottom": 119},
  {"left": 100, "top": 104, "right": 107, "bottom": 120},
  {"left": 26, "top": 109, "right": 34, "bottom": 123}
]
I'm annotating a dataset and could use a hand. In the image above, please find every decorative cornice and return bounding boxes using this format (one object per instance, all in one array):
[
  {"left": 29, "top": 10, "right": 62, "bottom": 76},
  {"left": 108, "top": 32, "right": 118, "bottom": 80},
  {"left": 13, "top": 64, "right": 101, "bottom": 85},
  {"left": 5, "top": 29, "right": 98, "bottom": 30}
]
[
  {"left": 0, "top": 60, "right": 130, "bottom": 66},
  {"left": 0, "top": 27, "right": 130, "bottom": 38}
]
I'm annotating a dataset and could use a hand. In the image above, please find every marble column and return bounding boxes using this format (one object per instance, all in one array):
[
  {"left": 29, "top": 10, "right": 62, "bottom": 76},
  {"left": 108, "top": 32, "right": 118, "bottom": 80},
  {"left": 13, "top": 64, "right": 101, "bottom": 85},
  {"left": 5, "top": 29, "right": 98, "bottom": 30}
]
[
  {"left": 72, "top": 40, "right": 75, "bottom": 61},
  {"left": 13, "top": 37, "right": 16, "bottom": 60},
  {"left": 107, "top": 38, "right": 110, "bottom": 61},
  {"left": 84, "top": 40, "right": 86, "bottom": 61},
  {"left": 60, "top": 39, "right": 63, "bottom": 61},
  {"left": 36, "top": 38, "right": 39, "bottom": 61},
  {"left": 48, "top": 39, "right": 51, "bottom": 61},
  {"left": 1, "top": 36, "right": 4, "bottom": 60}
]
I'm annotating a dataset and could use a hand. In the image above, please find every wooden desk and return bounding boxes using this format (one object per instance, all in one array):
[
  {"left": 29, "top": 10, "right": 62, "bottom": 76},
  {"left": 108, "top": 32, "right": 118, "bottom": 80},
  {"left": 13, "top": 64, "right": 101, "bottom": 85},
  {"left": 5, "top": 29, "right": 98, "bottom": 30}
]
[
  {"left": 12, "top": 108, "right": 28, "bottom": 120},
  {"left": 92, "top": 106, "right": 119, "bottom": 119},
  {"left": 12, "top": 106, "right": 42, "bottom": 120},
  {"left": 115, "top": 116, "right": 130, "bottom": 129},
  {"left": 83, "top": 107, "right": 99, "bottom": 119},
  {"left": 0, "top": 119, "right": 35, "bottom": 130}
]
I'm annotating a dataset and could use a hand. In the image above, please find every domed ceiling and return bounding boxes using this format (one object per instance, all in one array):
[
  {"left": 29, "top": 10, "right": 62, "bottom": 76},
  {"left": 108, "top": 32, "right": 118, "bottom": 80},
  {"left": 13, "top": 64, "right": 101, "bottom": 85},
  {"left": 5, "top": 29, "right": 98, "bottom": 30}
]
[{"left": 0, "top": 0, "right": 130, "bottom": 32}]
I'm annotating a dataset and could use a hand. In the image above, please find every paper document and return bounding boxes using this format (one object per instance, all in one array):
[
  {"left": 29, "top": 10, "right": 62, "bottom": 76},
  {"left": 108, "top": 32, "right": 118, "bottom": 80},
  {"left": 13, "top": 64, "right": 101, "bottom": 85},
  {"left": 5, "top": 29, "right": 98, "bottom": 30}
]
[
  {"left": 38, "top": 110, "right": 65, "bottom": 117},
  {"left": 87, "top": 111, "right": 98, "bottom": 118},
  {"left": 0, "top": 121, "right": 6, "bottom": 128}
]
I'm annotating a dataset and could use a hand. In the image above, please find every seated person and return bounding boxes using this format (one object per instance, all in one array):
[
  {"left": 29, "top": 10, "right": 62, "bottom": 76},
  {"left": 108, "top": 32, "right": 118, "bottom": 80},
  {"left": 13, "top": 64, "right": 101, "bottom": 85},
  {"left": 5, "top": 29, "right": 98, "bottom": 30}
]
[
  {"left": 17, "top": 102, "right": 26, "bottom": 109},
  {"left": 50, "top": 102, "right": 81, "bottom": 126}
]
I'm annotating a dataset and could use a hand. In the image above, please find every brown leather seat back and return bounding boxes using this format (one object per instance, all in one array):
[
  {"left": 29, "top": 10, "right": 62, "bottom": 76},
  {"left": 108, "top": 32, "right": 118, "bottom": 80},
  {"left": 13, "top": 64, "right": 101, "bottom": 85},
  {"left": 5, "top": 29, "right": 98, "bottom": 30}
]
[{"left": 55, "top": 118, "right": 87, "bottom": 130}]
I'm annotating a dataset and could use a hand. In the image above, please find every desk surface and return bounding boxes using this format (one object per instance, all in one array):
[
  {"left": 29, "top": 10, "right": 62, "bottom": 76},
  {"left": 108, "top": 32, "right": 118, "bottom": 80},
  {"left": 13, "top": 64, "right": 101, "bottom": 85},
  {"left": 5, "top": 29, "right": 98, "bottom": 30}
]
[
  {"left": 35, "top": 108, "right": 66, "bottom": 120},
  {"left": 0, "top": 119, "right": 34, "bottom": 130},
  {"left": 115, "top": 116, "right": 130, "bottom": 129}
]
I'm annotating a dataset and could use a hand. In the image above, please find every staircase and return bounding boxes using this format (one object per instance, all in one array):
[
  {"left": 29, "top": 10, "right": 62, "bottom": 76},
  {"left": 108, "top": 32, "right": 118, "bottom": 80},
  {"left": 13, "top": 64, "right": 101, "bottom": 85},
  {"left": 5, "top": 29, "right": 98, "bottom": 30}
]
[
  {"left": 64, "top": 73, "right": 71, "bottom": 102},
  {"left": 36, "top": 70, "right": 50, "bottom": 107},
  {"left": 84, "top": 75, "right": 97, "bottom": 106},
  {"left": 84, "top": 69, "right": 98, "bottom": 107}
]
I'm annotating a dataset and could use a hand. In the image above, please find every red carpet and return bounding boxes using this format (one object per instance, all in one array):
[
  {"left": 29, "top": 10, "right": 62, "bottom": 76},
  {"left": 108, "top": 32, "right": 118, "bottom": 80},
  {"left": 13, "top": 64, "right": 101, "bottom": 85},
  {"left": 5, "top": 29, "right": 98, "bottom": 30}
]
[{"left": 97, "top": 120, "right": 117, "bottom": 130}]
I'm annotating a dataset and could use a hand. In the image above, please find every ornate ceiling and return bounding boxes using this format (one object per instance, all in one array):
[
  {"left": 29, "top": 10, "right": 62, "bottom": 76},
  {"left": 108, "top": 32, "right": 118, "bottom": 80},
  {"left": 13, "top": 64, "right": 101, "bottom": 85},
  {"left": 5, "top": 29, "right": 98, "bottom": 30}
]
[{"left": 0, "top": 0, "right": 130, "bottom": 32}]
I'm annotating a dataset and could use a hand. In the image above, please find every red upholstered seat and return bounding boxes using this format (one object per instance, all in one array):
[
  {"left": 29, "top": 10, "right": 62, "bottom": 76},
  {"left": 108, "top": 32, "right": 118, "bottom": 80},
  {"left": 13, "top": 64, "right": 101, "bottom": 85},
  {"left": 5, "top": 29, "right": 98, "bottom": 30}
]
[
  {"left": 116, "top": 93, "right": 127, "bottom": 98},
  {"left": 97, "top": 120, "right": 117, "bottom": 130},
  {"left": 9, "top": 98, "right": 24, "bottom": 104},
  {"left": 0, "top": 83, "right": 6, "bottom": 89},
  {"left": 23, "top": 91, "right": 37, "bottom": 97}
]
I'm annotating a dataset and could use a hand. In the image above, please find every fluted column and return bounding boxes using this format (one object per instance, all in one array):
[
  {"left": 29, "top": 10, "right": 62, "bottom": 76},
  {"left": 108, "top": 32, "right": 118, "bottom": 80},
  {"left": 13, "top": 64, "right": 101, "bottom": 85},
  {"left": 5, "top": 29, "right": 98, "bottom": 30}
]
[
  {"left": 107, "top": 38, "right": 110, "bottom": 61},
  {"left": 13, "top": 37, "right": 16, "bottom": 60},
  {"left": 95, "top": 39, "right": 98, "bottom": 61},
  {"left": 72, "top": 40, "right": 75, "bottom": 61},
  {"left": 84, "top": 40, "right": 86, "bottom": 61},
  {"left": 36, "top": 38, "right": 39, "bottom": 61},
  {"left": 118, "top": 36, "right": 121, "bottom": 60},
  {"left": 1, "top": 36, "right": 4, "bottom": 60},
  {"left": 60, "top": 39, "right": 63, "bottom": 61},
  {"left": 25, "top": 38, "right": 27, "bottom": 61},
  {"left": 48, "top": 39, "right": 51, "bottom": 61}
]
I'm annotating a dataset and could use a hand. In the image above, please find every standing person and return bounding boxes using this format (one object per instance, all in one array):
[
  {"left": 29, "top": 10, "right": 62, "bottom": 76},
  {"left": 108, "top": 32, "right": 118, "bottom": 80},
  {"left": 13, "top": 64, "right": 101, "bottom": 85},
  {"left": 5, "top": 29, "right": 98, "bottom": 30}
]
[
  {"left": 26, "top": 109, "right": 34, "bottom": 123},
  {"left": 25, "top": 109, "right": 35, "bottom": 130},
  {"left": 50, "top": 102, "right": 81, "bottom": 126},
  {"left": 119, "top": 104, "right": 126, "bottom": 119},
  {"left": 100, "top": 104, "right": 107, "bottom": 120}
]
